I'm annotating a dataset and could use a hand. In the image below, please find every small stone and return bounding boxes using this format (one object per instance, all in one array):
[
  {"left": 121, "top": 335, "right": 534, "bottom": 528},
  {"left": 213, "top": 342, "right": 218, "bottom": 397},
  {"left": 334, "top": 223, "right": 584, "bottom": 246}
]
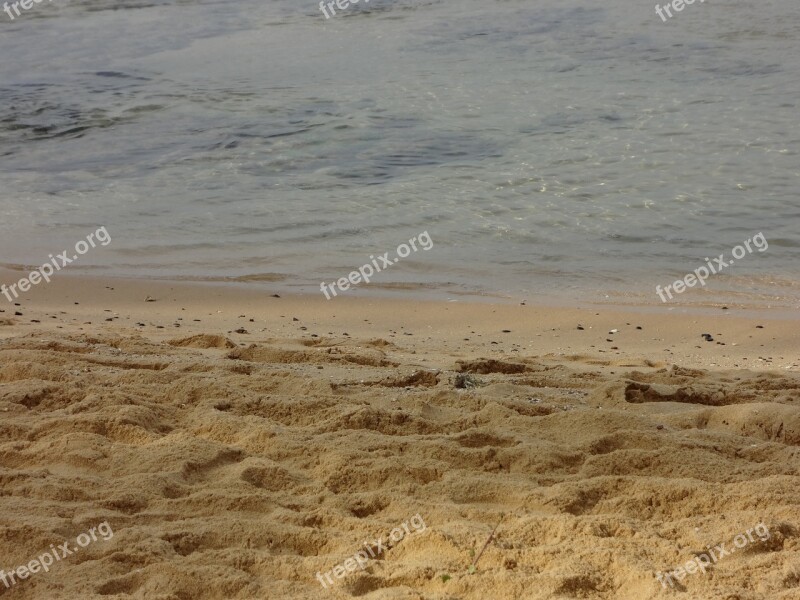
[{"left": 145, "top": 296, "right": 156, "bottom": 302}]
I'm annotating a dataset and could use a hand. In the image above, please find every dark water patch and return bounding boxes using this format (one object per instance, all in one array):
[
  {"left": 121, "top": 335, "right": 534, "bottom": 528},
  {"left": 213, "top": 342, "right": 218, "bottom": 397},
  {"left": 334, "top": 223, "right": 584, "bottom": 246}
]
[
  {"left": 699, "top": 62, "right": 783, "bottom": 78},
  {"left": 330, "top": 132, "right": 502, "bottom": 184},
  {"left": 337, "top": 0, "right": 442, "bottom": 20},
  {"left": 93, "top": 71, "right": 150, "bottom": 80},
  {"left": 83, "top": 0, "right": 172, "bottom": 13}
]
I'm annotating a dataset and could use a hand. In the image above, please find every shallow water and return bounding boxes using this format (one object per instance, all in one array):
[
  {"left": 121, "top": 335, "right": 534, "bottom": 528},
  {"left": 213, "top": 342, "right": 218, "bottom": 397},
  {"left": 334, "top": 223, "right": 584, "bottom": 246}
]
[{"left": 1, "top": 0, "right": 798, "bottom": 306}]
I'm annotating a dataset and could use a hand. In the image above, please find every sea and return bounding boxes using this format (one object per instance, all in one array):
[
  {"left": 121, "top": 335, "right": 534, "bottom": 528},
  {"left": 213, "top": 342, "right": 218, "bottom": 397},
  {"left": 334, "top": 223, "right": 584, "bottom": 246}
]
[{"left": 1, "top": 0, "right": 798, "bottom": 307}]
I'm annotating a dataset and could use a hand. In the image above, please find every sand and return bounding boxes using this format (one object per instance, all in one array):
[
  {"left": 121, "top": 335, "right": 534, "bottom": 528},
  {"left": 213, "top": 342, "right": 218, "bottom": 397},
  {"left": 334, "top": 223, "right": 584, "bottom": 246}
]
[{"left": 0, "top": 269, "right": 799, "bottom": 600}]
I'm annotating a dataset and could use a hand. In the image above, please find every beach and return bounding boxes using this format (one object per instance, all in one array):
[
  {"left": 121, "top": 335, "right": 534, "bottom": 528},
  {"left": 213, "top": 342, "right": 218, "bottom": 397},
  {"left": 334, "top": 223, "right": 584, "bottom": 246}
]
[
  {"left": 2, "top": 0, "right": 800, "bottom": 597},
  {"left": 1, "top": 270, "right": 799, "bottom": 599}
]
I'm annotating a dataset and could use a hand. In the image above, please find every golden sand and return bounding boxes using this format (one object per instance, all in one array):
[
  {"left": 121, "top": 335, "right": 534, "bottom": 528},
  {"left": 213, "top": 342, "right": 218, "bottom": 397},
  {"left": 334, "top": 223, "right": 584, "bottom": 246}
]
[{"left": 0, "top": 271, "right": 799, "bottom": 599}]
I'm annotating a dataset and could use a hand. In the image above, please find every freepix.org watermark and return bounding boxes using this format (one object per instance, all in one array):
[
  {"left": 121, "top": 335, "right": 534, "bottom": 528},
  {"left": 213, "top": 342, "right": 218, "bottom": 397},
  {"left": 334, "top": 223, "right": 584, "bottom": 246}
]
[
  {"left": 318, "top": 0, "right": 367, "bottom": 19},
  {"left": 656, "top": 232, "right": 767, "bottom": 303},
  {"left": 655, "top": 522, "right": 770, "bottom": 589},
  {"left": 316, "top": 514, "right": 426, "bottom": 588},
  {"left": 3, "top": 0, "right": 58, "bottom": 21},
  {"left": 1, "top": 226, "right": 111, "bottom": 303},
  {"left": 655, "top": 0, "right": 705, "bottom": 22},
  {"left": 320, "top": 231, "right": 433, "bottom": 300},
  {"left": 1, "top": 522, "right": 114, "bottom": 590}
]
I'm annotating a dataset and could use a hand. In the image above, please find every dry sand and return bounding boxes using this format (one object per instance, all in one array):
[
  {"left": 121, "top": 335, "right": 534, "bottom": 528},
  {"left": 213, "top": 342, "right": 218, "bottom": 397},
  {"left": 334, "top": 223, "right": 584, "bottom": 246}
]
[{"left": 1, "top": 269, "right": 799, "bottom": 599}]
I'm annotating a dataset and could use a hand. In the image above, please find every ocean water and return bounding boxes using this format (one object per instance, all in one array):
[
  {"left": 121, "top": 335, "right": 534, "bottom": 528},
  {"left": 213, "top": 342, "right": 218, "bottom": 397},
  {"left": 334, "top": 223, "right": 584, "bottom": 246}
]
[{"left": 1, "top": 0, "right": 798, "bottom": 305}]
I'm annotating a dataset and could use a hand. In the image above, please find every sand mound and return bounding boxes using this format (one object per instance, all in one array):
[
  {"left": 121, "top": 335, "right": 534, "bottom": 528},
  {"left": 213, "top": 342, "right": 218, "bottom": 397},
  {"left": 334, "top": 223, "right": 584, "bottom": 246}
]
[{"left": 168, "top": 334, "right": 236, "bottom": 349}]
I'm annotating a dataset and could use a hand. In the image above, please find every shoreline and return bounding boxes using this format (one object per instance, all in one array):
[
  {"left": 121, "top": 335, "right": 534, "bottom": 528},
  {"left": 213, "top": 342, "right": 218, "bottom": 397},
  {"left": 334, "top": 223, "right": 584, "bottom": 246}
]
[
  {"left": 3, "top": 263, "right": 799, "bottom": 314},
  {"left": 1, "top": 268, "right": 798, "bottom": 372}
]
